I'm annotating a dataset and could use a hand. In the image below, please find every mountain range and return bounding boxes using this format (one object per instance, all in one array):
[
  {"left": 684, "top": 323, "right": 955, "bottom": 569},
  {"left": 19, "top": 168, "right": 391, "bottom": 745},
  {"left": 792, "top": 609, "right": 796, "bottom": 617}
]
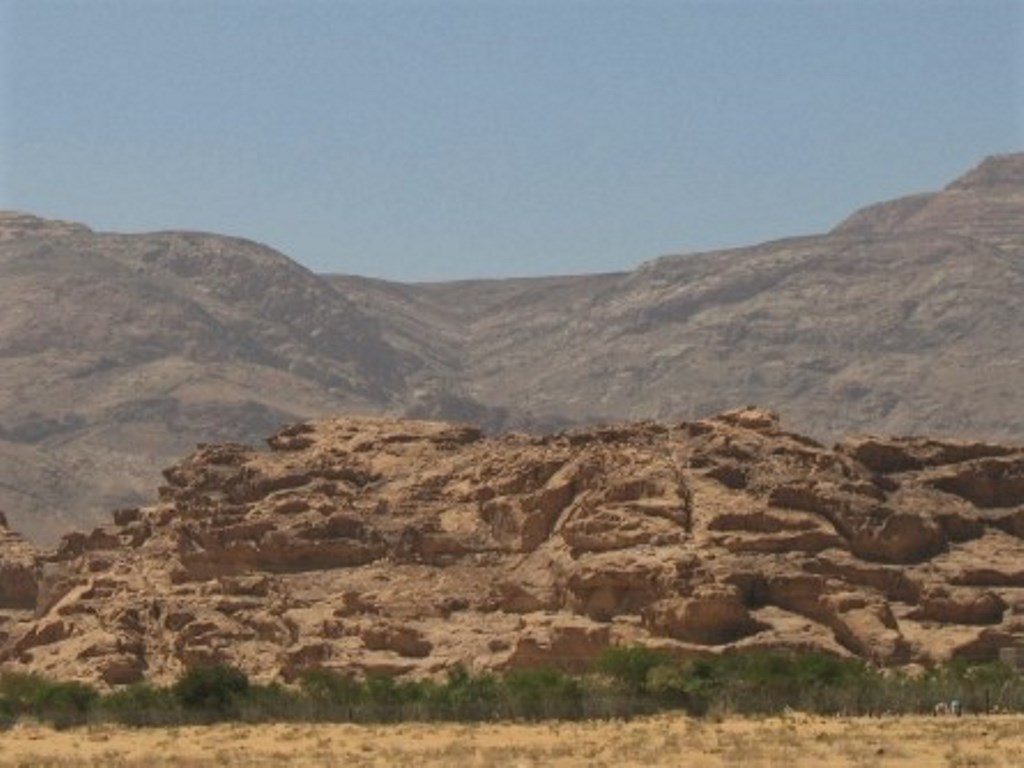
[{"left": 1, "top": 153, "right": 1022, "bottom": 543}]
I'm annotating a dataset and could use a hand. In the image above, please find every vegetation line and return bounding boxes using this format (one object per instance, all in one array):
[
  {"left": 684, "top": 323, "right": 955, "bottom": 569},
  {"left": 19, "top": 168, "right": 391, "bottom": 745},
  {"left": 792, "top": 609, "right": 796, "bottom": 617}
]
[{"left": 2, "top": 649, "right": 1021, "bottom": 730}]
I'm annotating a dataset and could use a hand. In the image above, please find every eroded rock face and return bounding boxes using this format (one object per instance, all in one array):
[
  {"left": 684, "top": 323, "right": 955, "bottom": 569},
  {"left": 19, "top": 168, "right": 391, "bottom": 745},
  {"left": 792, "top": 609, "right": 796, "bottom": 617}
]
[
  {"left": 2, "top": 410, "right": 1024, "bottom": 686},
  {"left": 0, "top": 514, "right": 39, "bottom": 610},
  {"left": 643, "top": 586, "right": 765, "bottom": 645}
]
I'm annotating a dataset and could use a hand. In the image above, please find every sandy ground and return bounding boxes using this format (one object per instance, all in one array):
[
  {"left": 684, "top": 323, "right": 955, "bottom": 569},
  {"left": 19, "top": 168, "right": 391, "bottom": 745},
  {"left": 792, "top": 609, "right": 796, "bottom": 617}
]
[{"left": 1, "top": 714, "right": 1021, "bottom": 767}]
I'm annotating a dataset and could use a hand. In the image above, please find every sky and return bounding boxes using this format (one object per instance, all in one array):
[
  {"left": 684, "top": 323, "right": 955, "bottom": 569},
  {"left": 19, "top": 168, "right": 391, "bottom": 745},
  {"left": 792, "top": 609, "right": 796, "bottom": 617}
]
[{"left": 1, "top": 1, "right": 1021, "bottom": 282}]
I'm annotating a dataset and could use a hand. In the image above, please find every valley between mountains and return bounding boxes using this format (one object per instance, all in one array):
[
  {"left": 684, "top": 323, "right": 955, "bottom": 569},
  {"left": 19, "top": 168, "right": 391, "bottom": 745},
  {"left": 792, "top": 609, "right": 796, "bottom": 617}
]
[{"left": 1, "top": 153, "right": 1022, "bottom": 543}]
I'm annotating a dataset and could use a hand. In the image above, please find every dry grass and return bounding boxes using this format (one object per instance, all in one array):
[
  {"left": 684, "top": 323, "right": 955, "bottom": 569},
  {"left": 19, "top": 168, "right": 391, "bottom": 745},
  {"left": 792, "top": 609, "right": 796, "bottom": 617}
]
[{"left": 1, "top": 714, "right": 1022, "bottom": 767}]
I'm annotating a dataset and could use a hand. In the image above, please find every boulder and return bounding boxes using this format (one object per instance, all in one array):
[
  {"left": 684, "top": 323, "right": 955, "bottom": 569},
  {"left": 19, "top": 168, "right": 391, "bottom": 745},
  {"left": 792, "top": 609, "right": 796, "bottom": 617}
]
[
  {"left": 643, "top": 586, "right": 765, "bottom": 645},
  {"left": 910, "top": 588, "right": 1007, "bottom": 626}
]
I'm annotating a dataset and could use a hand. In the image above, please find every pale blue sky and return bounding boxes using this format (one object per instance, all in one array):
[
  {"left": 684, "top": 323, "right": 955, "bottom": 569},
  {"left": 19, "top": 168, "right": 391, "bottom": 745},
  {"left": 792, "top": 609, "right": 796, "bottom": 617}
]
[{"left": 1, "top": 1, "right": 1021, "bottom": 280}]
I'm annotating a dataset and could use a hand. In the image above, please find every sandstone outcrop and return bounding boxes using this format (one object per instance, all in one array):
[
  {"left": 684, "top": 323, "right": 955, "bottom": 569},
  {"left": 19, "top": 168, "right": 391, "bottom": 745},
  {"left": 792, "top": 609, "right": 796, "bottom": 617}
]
[
  {"left": 1, "top": 410, "right": 1023, "bottom": 686},
  {"left": 0, "top": 513, "right": 39, "bottom": 610}
]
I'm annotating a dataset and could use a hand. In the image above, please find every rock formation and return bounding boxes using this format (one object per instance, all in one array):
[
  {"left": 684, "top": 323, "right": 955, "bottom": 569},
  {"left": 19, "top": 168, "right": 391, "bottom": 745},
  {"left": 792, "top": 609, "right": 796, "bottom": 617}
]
[{"left": 1, "top": 410, "right": 1022, "bottom": 687}]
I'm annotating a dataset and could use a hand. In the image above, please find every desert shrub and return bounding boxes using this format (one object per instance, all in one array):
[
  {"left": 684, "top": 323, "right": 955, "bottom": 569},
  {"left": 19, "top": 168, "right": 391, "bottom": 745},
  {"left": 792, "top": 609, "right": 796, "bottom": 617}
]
[
  {"left": 644, "top": 662, "right": 707, "bottom": 713},
  {"left": 172, "top": 663, "right": 250, "bottom": 721},
  {"left": 332, "top": 674, "right": 405, "bottom": 722},
  {"left": 597, "top": 646, "right": 673, "bottom": 694},
  {"left": 898, "top": 660, "right": 1023, "bottom": 715},
  {"left": 101, "top": 683, "right": 179, "bottom": 726},
  {"left": 654, "top": 652, "right": 879, "bottom": 715},
  {"left": 36, "top": 680, "right": 98, "bottom": 729},
  {"left": 0, "top": 671, "right": 54, "bottom": 712},
  {"left": 501, "top": 667, "right": 584, "bottom": 720},
  {"left": 718, "top": 653, "right": 806, "bottom": 712},
  {"left": 591, "top": 650, "right": 885, "bottom": 716},
  {"left": 239, "top": 681, "right": 305, "bottom": 722},
  {"left": 298, "top": 665, "right": 507, "bottom": 722},
  {"left": 0, "top": 673, "right": 99, "bottom": 728},
  {"left": 363, "top": 674, "right": 400, "bottom": 708},
  {"left": 793, "top": 652, "right": 867, "bottom": 686},
  {"left": 0, "top": 696, "right": 13, "bottom": 729},
  {"left": 434, "top": 664, "right": 501, "bottom": 720},
  {"left": 298, "top": 667, "right": 363, "bottom": 712}
]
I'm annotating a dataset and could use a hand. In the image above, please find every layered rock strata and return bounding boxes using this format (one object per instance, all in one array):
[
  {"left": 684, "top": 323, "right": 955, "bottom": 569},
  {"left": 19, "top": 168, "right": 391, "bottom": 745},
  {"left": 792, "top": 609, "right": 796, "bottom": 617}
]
[{"left": 1, "top": 410, "right": 1023, "bottom": 686}]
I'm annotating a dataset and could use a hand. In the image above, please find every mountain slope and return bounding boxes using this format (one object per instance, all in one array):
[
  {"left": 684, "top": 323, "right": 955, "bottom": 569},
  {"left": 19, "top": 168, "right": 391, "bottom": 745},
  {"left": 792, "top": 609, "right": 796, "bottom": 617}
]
[
  {"left": 1, "top": 153, "right": 1022, "bottom": 542},
  {"left": 0, "top": 216, "right": 437, "bottom": 541},
  {"left": 334, "top": 154, "right": 1024, "bottom": 439}
]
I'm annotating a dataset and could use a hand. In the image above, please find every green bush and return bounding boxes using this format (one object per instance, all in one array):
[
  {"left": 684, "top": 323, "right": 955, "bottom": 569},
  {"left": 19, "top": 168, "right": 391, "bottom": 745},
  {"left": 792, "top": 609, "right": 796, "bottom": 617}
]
[
  {"left": 793, "top": 653, "right": 866, "bottom": 686},
  {"left": 644, "top": 662, "right": 706, "bottom": 712},
  {"left": 239, "top": 682, "right": 305, "bottom": 722},
  {"left": 0, "top": 672, "right": 54, "bottom": 711},
  {"left": 38, "top": 680, "right": 100, "bottom": 728},
  {"left": 172, "top": 663, "right": 250, "bottom": 721},
  {"left": 298, "top": 667, "right": 363, "bottom": 710},
  {"left": 0, "top": 673, "right": 99, "bottom": 728},
  {"left": 101, "top": 683, "right": 179, "bottom": 726},
  {"left": 421, "top": 664, "right": 501, "bottom": 721},
  {"left": 0, "top": 696, "right": 13, "bottom": 730},
  {"left": 502, "top": 667, "right": 584, "bottom": 720},
  {"left": 597, "top": 646, "right": 673, "bottom": 694}
]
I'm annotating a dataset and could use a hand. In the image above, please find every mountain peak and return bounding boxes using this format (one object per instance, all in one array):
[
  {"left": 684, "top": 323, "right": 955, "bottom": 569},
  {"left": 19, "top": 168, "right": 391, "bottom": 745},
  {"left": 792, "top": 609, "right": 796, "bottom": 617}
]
[
  {"left": 832, "top": 152, "right": 1024, "bottom": 239},
  {"left": 0, "top": 211, "right": 92, "bottom": 242},
  {"left": 946, "top": 152, "right": 1024, "bottom": 191}
]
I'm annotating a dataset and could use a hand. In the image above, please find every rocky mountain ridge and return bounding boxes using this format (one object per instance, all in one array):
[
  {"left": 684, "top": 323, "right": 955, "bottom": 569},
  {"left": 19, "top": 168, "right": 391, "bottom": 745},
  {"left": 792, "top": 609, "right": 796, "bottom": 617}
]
[
  {"left": 2, "top": 152, "right": 1023, "bottom": 543},
  {"left": 1, "top": 410, "right": 1022, "bottom": 687}
]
